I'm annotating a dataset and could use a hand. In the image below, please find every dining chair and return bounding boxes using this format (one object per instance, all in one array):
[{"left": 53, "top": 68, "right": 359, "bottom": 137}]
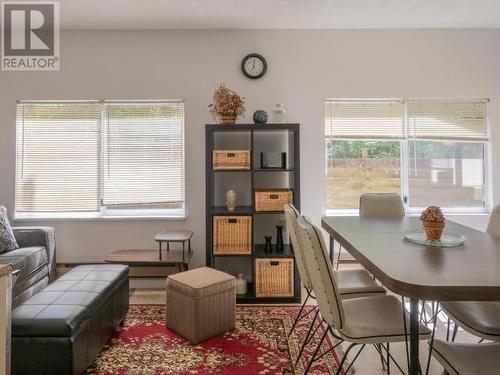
[
  {"left": 441, "top": 205, "right": 500, "bottom": 342},
  {"left": 296, "top": 215, "right": 431, "bottom": 374},
  {"left": 284, "top": 204, "right": 386, "bottom": 340},
  {"left": 333, "top": 193, "right": 405, "bottom": 270},
  {"left": 431, "top": 339, "right": 500, "bottom": 375}
]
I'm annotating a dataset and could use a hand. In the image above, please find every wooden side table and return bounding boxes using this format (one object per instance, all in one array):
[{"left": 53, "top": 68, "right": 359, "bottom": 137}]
[{"left": 155, "top": 230, "right": 193, "bottom": 263}]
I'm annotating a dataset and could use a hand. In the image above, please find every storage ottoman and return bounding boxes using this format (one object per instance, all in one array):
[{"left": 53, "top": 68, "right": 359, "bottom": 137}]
[{"left": 166, "top": 267, "right": 235, "bottom": 344}]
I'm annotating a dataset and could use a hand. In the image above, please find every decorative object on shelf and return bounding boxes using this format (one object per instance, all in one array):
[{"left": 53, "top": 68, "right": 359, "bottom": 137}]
[
  {"left": 253, "top": 110, "right": 268, "bottom": 124},
  {"left": 404, "top": 231, "right": 466, "bottom": 248},
  {"left": 225, "top": 190, "right": 237, "bottom": 211},
  {"left": 261, "top": 152, "right": 286, "bottom": 169},
  {"left": 420, "top": 206, "right": 446, "bottom": 241},
  {"left": 213, "top": 150, "right": 251, "bottom": 170},
  {"left": 208, "top": 84, "right": 245, "bottom": 124},
  {"left": 272, "top": 104, "right": 286, "bottom": 123},
  {"left": 241, "top": 53, "right": 267, "bottom": 79},
  {"left": 255, "top": 189, "right": 293, "bottom": 212},
  {"left": 264, "top": 236, "right": 273, "bottom": 253},
  {"left": 236, "top": 273, "right": 248, "bottom": 295},
  {"left": 276, "top": 226, "right": 284, "bottom": 253}
]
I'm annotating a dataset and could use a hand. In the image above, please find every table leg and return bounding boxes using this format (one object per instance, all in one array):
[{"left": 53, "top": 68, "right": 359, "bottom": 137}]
[
  {"left": 159, "top": 242, "right": 162, "bottom": 261},
  {"left": 409, "top": 298, "right": 420, "bottom": 375},
  {"left": 329, "top": 235, "right": 334, "bottom": 265}
]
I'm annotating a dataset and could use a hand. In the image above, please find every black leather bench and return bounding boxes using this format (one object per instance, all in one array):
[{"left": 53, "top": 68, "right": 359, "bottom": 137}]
[{"left": 11, "top": 264, "right": 129, "bottom": 375}]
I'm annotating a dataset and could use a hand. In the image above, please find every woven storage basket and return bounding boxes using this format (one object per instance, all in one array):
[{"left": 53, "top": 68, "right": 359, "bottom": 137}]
[
  {"left": 255, "top": 189, "right": 293, "bottom": 212},
  {"left": 255, "top": 258, "right": 294, "bottom": 297},
  {"left": 213, "top": 216, "right": 252, "bottom": 255},
  {"left": 213, "top": 150, "right": 251, "bottom": 170}
]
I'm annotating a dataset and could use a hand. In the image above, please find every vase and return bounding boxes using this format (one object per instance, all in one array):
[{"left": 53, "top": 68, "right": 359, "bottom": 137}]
[
  {"left": 253, "top": 110, "right": 268, "bottom": 124},
  {"left": 264, "top": 236, "right": 273, "bottom": 253},
  {"left": 272, "top": 104, "right": 286, "bottom": 123},
  {"left": 217, "top": 114, "right": 237, "bottom": 125},
  {"left": 236, "top": 274, "right": 247, "bottom": 295},
  {"left": 225, "top": 190, "right": 237, "bottom": 211},
  {"left": 276, "top": 226, "right": 284, "bottom": 252},
  {"left": 422, "top": 220, "right": 445, "bottom": 241}
]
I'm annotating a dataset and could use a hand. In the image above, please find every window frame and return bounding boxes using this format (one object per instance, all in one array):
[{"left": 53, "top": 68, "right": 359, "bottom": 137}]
[
  {"left": 14, "top": 99, "right": 186, "bottom": 220},
  {"left": 325, "top": 98, "right": 491, "bottom": 216}
]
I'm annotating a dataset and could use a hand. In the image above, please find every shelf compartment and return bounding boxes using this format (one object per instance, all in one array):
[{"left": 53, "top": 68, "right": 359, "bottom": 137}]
[
  {"left": 213, "top": 150, "right": 251, "bottom": 170},
  {"left": 255, "top": 258, "right": 295, "bottom": 297},
  {"left": 255, "top": 189, "right": 293, "bottom": 212},
  {"left": 213, "top": 215, "right": 252, "bottom": 255},
  {"left": 212, "top": 206, "right": 253, "bottom": 215},
  {"left": 254, "top": 244, "right": 294, "bottom": 258}
]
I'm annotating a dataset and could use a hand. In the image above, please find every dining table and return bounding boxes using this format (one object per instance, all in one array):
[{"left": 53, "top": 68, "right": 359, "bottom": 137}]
[{"left": 321, "top": 215, "right": 500, "bottom": 375}]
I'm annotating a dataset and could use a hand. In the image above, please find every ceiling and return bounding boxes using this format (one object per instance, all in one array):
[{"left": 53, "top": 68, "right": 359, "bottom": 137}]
[{"left": 60, "top": 0, "right": 500, "bottom": 30}]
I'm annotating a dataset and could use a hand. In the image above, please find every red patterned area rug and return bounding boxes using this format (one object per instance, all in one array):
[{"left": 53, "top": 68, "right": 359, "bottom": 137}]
[{"left": 87, "top": 304, "right": 342, "bottom": 375}]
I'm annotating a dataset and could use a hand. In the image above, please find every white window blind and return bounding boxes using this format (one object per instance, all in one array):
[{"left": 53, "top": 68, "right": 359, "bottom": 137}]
[
  {"left": 102, "top": 101, "right": 185, "bottom": 208},
  {"left": 407, "top": 100, "right": 489, "bottom": 141},
  {"left": 16, "top": 102, "right": 101, "bottom": 212},
  {"left": 325, "top": 100, "right": 405, "bottom": 139}
]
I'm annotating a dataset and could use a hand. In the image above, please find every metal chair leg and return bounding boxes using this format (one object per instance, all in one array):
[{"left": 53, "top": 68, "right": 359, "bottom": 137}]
[
  {"left": 425, "top": 301, "right": 440, "bottom": 375},
  {"left": 334, "top": 343, "right": 358, "bottom": 375},
  {"left": 295, "top": 309, "right": 321, "bottom": 366},
  {"left": 451, "top": 324, "right": 458, "bottom": 342},
  {"left": 289, "top": 288, "right": 312, "bottom": 337},
  {"left": 335, "top": 243, "right": 342, "bottom": 271},
  {"left": 304, "top": 327, "right": 329, "bottom": 374}
]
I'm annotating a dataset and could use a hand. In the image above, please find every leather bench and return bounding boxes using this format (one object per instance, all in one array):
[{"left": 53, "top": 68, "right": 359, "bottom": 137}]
[{"left": 11, "top": 264, "right": 129, "bottom": 375}]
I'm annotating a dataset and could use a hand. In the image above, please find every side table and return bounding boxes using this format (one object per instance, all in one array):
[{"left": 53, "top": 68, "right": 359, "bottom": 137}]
[{"left": 155, "top": 230, "right": 193, "bottom": 263}]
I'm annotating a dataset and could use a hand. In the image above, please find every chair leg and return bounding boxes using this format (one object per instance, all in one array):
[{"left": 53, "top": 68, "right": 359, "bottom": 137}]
[
  {"left": 342, "top": 344, "right": 366, "bottom": 374},
  {"left": 401, "top": 296, "right": 410, "bottom": 373},
  {"left": 304, "top": 327, "right": 329, "bottom": 374},
  {"left": 425, "top": 302, "right": 440, "bottom": 375},
  {"left": 335, "top": 243, "right": 342, "bottom": 271},
  {"left": 446, "top": 317, "right": 451, "bottom": 342},
  {"left": 288, "top": 288, "right": 312, "bottom": 337},
  {"left": 295, "top": 309, "right": 320, "bottom": 366},
  {"left": 387, "top": 342, "right": 390, "bottom": 374},
  {"left": 451, "top": 324, "right": 458, "bottom": 342},
  {"left": 334, "top": 343, "right": 358, "bottom": 375}
]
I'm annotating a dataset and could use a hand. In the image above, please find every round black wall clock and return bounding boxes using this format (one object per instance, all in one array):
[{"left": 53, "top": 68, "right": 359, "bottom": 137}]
[{"left": 241, "top": 53, "right": 267, "bottom": 79}]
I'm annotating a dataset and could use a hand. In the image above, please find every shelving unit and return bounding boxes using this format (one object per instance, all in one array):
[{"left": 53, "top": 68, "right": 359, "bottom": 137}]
[{"left": 206, "top": 123, "right": 301, "bottom": 304}]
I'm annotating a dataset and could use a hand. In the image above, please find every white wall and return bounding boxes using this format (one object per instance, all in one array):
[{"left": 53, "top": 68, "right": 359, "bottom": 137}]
[{"left": 0, "top": 29, "right": 499, "bottom": 265}]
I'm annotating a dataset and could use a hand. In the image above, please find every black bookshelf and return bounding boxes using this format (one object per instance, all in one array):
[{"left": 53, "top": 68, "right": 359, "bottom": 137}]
[{"left": 205, "top": 123, "right": 301, "bottom": 304}]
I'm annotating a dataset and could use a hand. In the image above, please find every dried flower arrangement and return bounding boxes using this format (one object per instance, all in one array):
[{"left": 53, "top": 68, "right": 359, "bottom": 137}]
[
  {"left": 208, "top": 84, "right": 245, "bottom": 124},
  {"left": 420, "top": 206, "right": 445, "bottom": 241}
]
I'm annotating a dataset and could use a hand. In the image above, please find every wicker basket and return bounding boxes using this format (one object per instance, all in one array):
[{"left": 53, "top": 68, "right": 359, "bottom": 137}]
[
  {"left": 255, "top": 258, "right": 294, "bottom": 297},
  {"left": 213, "top": 150, "right": 251, "bottom": 170},
  {"left": 255, "top": 189, "right": 293, "bottom": 212},
  {"left": 213, "top": 216, "right": 252, "bottom": 255}
]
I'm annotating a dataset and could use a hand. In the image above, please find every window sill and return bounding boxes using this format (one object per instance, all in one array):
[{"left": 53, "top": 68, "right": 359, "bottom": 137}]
[
  {"left": 13, "top": 211, "right": 186, "bottom": 221},
  {"left": 324, "top": 209, "right": 490, "bottom": 217}
]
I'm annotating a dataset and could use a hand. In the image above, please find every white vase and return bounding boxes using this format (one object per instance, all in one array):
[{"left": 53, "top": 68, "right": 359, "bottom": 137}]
[
  {"left": 225, "top": 190, "right": 237, "bottom": 211},
  {"left": 236, "top": 273, "right": 247, "bottom": 295},
  {"left": 272, "top": 104, "right": 286, "bottom": 123}
]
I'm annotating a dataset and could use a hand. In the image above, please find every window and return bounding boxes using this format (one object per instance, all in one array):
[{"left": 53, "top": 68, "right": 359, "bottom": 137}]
[
  {"left": 325, "top": 99, "right": 489, "bottom": 213},
  {"left": 16, "top": 100, "right": 185, "bottom": 218}
]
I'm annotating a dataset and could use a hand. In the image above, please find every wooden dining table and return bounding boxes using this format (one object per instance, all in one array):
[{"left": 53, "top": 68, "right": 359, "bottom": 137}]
[{"left": 321, "top": 216, "right": 500, "bottom": 375}]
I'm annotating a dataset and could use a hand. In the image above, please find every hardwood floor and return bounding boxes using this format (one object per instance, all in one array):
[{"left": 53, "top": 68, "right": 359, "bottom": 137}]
[{"left": 130, "top": 264, "right": 482, "bottom": 375}]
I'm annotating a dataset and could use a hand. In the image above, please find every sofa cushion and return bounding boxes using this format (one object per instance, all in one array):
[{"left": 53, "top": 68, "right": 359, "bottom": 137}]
[
  {"left": 0, "top": 206, "right": 18, "bottom": 253},
  {"left": 0, "top": 246, "right": 48, "bottom": 284}
]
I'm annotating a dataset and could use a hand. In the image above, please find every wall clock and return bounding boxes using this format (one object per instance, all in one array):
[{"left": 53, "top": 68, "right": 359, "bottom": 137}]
[{"left": 241, "top": 53, "right": 267, "bottom": 79}]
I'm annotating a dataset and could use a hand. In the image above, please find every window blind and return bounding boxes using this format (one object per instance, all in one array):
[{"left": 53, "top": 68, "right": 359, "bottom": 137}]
[
  {"left": 407, "top": 100, "right": 489, "bottom": 141},
  {"left": 16, "top": 102, "right": 101, "bottom": 212},
  {"left": 325, "top": 100, "right": 405, "bottom": 139},
  {"left": 102, "top": 101, "right": 185, "bottom": 208}
]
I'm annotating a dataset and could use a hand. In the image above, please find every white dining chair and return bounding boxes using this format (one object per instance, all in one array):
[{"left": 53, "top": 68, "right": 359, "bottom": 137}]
[
  {"left": 431, "top": 340, "right": 500, "bottom": 375},
  {"left": 441, "top": 205, "right": 500, "bottom": 342},
  {"left": 332, "top": 193, "right": 405, "bottom": 270},
  {"left": 284, "top": 203, "right": 385, "bottom": 357},
  {"left": 296, "top": 215, "right": 431, "bottom": 374}
]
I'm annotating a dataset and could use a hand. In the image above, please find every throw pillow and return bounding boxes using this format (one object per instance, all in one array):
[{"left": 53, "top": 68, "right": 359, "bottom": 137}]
[{"left": 0, "top": 206, "right": 19, "bottom": 253}]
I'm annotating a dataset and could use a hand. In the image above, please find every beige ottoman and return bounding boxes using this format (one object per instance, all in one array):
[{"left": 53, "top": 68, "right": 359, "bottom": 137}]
[{"left": 166, "top": 267, "right": 236, "bottom": 344}]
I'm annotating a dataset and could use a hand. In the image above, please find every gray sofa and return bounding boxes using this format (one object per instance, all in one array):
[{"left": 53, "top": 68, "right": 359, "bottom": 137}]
[{"left": 0, "top": 227, "right": 56, "bottom": 307}]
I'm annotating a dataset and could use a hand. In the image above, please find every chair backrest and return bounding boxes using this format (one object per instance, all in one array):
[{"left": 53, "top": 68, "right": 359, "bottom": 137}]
[
  {"left": 486, "top": 204, "right": 500, "bottom": 238},
  {"left": 359, "top": 193, "right": 405, "bottom": 219},
  {"left": 284, "top": 203, "right": 312, "bottom": 291},
  {"left": 296, "top": 215, "right": 344, "bottom": 329}
]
